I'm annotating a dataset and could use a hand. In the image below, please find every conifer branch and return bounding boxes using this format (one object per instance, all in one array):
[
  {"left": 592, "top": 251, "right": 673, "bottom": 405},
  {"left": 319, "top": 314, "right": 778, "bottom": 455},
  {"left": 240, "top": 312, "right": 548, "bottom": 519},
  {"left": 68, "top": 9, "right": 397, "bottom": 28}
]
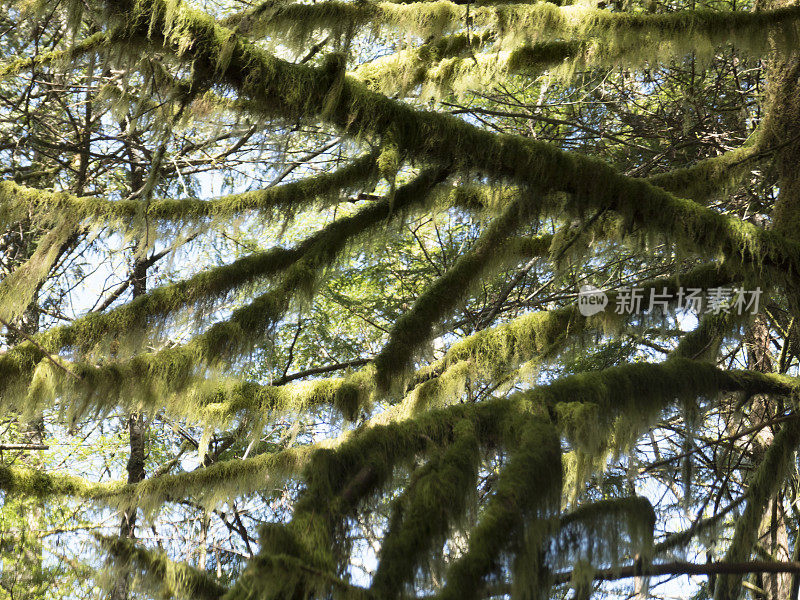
[{"left": 94, "top": 0, "right": 800, "bottom": 296}]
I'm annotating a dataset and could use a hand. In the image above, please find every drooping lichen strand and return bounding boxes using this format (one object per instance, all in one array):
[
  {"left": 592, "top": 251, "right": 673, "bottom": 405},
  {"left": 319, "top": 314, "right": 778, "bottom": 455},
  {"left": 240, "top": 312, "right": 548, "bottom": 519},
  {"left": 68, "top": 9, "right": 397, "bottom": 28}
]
[
  {"left": 99, "top": 536, "right": 226, "bottom": 600},
  {"left": 0, "top": 216, "right": 78, "bottom": 323},
  {"left": 370, "top": 419, "right": 481, "bottom": 598}
]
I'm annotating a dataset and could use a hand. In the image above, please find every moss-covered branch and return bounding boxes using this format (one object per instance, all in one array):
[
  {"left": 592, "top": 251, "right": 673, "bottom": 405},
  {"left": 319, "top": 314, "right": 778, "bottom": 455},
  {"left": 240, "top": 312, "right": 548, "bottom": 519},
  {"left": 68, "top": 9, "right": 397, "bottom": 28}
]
[
  {"left": 221, "top": 0, "right": 800, "bottom": 63},
  {"left": 93, "top": 0, "right": 800, "bottom": 300},
  {"left": 99, "top": 536, "right": 227, "bottom": 600},
  {"left": 0, "top": 31, "right": 108, "bottom": 80},
  {"left": 5, "top": 170, "right": 445, "bottom": 419},
  {"left": 646, "top": 132, "right": 766, "bottom": 202},
  {"left": 713, "top": 418, "right": 800, "bottom": 600},
  {"left": 554, "top": 496, "right": 655, "bottom": 572},
  {"left": 437, "top": 413, "right": 561, "bottom": 600},
  {"left": 0, "top": 155, "right": 379, "bottom": 379},
  {"left": 374, "top": 193, "right": 550, "bottom": 389},
  {"left": 370, "top": 419, "right": 480, "bottom": 598},
  {"left": 0, "top": 152, "right": 378, "bottom": 232},
  {"left": 0, "top": 464, "right": 124, "bottom": 499}
]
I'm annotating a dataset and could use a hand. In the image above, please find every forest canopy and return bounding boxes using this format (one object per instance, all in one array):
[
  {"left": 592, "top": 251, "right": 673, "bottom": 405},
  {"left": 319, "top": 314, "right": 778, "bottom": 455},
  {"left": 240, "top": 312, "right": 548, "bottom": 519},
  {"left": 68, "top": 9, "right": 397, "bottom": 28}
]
[{"left": 1, "top": 0, "right": 800, "bottom": 598}]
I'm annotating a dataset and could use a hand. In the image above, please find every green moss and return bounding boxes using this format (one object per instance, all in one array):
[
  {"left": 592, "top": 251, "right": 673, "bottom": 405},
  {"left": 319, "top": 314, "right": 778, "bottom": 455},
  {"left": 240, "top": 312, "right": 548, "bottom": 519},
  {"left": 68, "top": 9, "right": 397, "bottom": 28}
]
[
  {"left": 192, "top": 367, "right": 374, "bottom": 427},
  {"left": 96, "top": 0, "right": 800, "bottom": 303},
  {"left": 0, "top": 31, "right": 108, "bottom": 80},
  {"left": 0, "top": 152, "right": 378, "bottom": 229},
  {"left": 371, "top": 419, "right": 481, "bottom": 598},
  {"left": 99, "top": 536, "right": 226, "bottom": 600},
  {"left": 713, "top": 418, "right": 800, "bottom": 600},
  {"left": 556, "top": 496, "right": 655, "bottom": 571},
  {"left": 647, "top": 131, "right": 765, "bottom": 203},
  {"left": 374, "top": 194, "right": 551, "bottom": 390},
  {"left": 438, "top": 414, "right": 561, "bottom": 600},
  {"left": 217, "top": 0, "right": 800, "bottom": 64},
  {"left": 1, "top": 170, "right": 444, "bottom": 417},
  {"left": 0, "top": 465, "right": 124, "bottom": 500},
  {"left": 0, "top": 216, "right": 78, "bottom": 324},
  {"left": 542, "top": 357, "right": 797, "bottom": 475},
  {"left": 670, "top": 311, "right": 734, "bottom": 362}
]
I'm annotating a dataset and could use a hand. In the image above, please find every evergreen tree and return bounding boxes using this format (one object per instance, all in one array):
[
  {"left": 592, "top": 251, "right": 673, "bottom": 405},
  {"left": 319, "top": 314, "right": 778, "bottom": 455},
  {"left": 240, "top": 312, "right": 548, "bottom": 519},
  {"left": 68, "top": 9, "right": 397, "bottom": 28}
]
[{"left": 3, "top": 0, "right": 800, "bottom": 598}]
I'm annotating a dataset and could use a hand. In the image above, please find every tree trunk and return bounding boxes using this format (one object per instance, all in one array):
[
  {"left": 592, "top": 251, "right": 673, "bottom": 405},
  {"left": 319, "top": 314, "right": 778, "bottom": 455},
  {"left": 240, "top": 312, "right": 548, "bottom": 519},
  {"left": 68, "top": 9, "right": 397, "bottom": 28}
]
[{"left": 108, "top": 129, "right": 149, "bottom": 600}]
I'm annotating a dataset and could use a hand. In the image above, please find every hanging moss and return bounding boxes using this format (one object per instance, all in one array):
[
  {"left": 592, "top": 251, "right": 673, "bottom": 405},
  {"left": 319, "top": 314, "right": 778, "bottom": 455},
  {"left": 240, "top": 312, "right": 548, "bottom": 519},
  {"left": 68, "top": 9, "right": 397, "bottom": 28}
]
[
  {"left": 0, "top": 31, "right": 108, "bottom": 81},
  {"left": 436, "top": 412, "right": 561, "bottom": 600},
  {"left": 0, "top": 152, "right": 378, "bottom": 230},
  {"left": 670, "top": 311, "right": 735, "bottom": 362},
  {"left": 22, "top": 157, "right": 380, "bottom": 358},
  {"left": 713, "top": 418, "right": 800, "bottom": 600},
  {"left": 190, "top": 366, "right": 375, "bottom": 426},
  {"left": 654, "top": 496, "right": 745, "bottom": 555},
  {"left": 353, "top": 31, "right": 494, "bottom": 97},
  {"left": 409, "top": 261, "right": 736, "bottom": 390},
  {"left": 370, "top": 419, "right": 481, "bottom": 598},
  {"left": 99, "top": 536, "right": 226, "bottom": 600},
  {"left": 0, "top": 258, "right": 736, "bottom": 425},
  {"left": 0, "top": 216, "right": 78, "bottom": 324},
  {"left": 224, "top": 550, "right": 373, "bottom": 600},
  {"left": 0, "top": 170, "right": 444, "bottom": 418},
  {"left": 272, "top": 398, "right": 521, "bottom": 583},
  {"left": 542, "top": 357, "right": 798, "bottom": 468},
  {"left": 647, "top": 131, "right": 766, "bottom": 203},
  {"left": 216, "top": 0, "right": 800, "bottom": 64},
  {"left": 12, "top": 5, "right": 800, "bottom": 597},
  {"left": 554, "top": 496, "right": 655, "bottom": 572},
  {"left": 374, "top": 193, "right": 550, "bottom": 390}
]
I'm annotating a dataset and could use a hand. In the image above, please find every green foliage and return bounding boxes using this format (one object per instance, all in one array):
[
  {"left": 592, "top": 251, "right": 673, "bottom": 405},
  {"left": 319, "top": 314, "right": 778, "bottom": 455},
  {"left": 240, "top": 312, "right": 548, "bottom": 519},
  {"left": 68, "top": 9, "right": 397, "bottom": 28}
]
[
  {"left": 5, "top": 0, "right": 800, "bottom": 597},
  {"left": 100, "top": 536, "right": 226, "bottom": 600}
]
